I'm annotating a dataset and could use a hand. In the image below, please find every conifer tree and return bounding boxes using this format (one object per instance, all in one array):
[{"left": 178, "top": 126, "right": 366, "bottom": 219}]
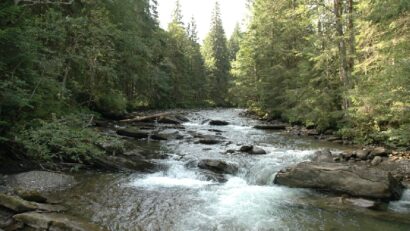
[{"left": 202, "top": 1, "right": 231, "bottom": 105}]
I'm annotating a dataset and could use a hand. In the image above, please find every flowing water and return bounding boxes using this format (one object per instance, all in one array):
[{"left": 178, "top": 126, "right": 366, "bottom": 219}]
[{"left": 50, "top": 109, "right": 410, "bottom": 231}]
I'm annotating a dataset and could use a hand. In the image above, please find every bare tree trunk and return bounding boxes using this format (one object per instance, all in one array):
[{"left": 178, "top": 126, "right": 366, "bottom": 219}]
[
  {"left": 347, "top": 0, "right": 356, "bottom": 74},
  {"left": 334, "top": 0, "right": 350, "bottom": 111}
]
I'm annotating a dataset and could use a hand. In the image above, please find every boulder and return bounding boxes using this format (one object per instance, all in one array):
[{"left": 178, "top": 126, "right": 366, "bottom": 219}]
[
  {"left": 356, "top": 150, "right": 370, "bottom": 160},
  {"left": 151, "top": 129, "right": 183, "bottom": 141},
  {"left": 239, "top": 145, "right": 253, "bottom": 152},
  {"left": 198, "top": 169, "right": 227, "bottom": 183},
  {"left": 0, "top": 207, "right": 14, "bottom": 229},
  {"left": 198, "top": 159, "right": 239, "bottom": 175},
  {"left": 371, "top": 156, "right": 383, "bottom": 166},
  {"left": 312, "top": 149, "right": 333, "bottom": 162},
  {"left": 116, "top": 128, "right": 149, "bottom": 139},
  {"left": 239, "top": 145, "right": 266, "bottom": 155},
  {"left": 340, "top": 151, "right": 354, "bottom": 159},
  {"left": 307, "top": 129, "right": 320, "bottom": 136},
  {"left": 0, "top": 194, "right": 65, "bottom": 213},
  {"left": 15, "top": 191, "right": 47, "bottom": 204},
  {"left": 253, "top": 124, "right": 286, "bottom": 130},
  {"left": 157, "top": 116, "right": 182, "bottom": 125},
  {"left": 274, "top": 162, "right": 403, "bottom": 200},
  {"left": 250, "top": 147, "right": 267, "bottom": 155},
  {"left": 14, "top": 212, "right": 106, "bottom": 231},
  {"left": 5, "top": 171, "right": 76, "bottom": 192},
  {"left": 209, "top": 120, "right": 229, "bottom": 126},
  {"left": 198, "top": 136, "right": 222, "bottom": 145},
  {"left": 370, "top": 147, "right": 389, "bottom": 157},
  {"left": 93, "top": 155, "right": 156, "bottom": 172}
]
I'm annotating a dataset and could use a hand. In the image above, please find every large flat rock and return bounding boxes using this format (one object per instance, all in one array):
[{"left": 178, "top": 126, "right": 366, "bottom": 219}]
[
  {"left": 5, "top": 171, "right": 76, "bottom": 192},
  {"left": 274, "top": 162, "right": 403, "bottom": 200},
  {"left": 14, "top": 212, "right": 106, "bottom": 231},
  {"left": 0, "top": 193, "right": 65, "bottom": 213}
]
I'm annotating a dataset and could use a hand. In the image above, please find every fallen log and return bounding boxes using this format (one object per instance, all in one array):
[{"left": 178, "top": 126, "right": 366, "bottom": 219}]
[{"left": 120, "top": 112, "right": 173, "bottom": 123}]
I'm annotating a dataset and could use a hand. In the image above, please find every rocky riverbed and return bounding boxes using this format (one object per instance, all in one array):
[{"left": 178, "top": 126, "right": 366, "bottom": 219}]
[{"left": 1, "top": 109, "right": 409, "bottom": 231}]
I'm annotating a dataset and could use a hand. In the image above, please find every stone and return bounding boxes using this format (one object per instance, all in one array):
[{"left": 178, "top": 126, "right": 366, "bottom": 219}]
[
  {"left": 6, "top": 171, "right": 76, "bottom": 192},
  {"left": 15, "top": 191, "right": 47, "bottom": 204},
  {"left": 0, "top": 207, "right": 14, "bottom": 229},
  {"left": 340, "top": 151, "right": 354, "bottom": 159},
  {"left": 93, "top": 155, "right": 156, "bottom": 172},
  {"left": 209, "top": 120, "right": 229, "bottom": 126},
  {"left": 116, "top": 128, "right": 149, "bottom": 139},
  {"left": 208, "top": 129, "right": 223, "bottom": 133},
  {"left": 371, "top": 156, "right": 383, "bottom": 166},
  {"left": 198, "top": 169, "right": 227, "bottom": 183},
  {"left": 151, "top": 129, "right": 183, "bottom": 141},
  {"left": 312, "top": 150, "right": 333, "bottom": 162},
  {"left": 226, "top": 149, "right": 236, "bottom": 154},
  {"left": 307, "top": 129, "right": 320, "bottom": 136},
  {"left": 157, "top": 116, "right": 182, "bottom": 125},
  {"left": 274, "top": 162, "right": 403, "bottom": 200},
  {"left": 0, "top": 193, "right": 65, "bottom": 213},
  {"left": 198, "top": 136, "right": 222, "bottom": 145},
  {"left": 239, "top": 145, "right": 253, "bottom": 152},
  {"left": 253, "top": 125, "right": 286, "bottom": 130},
  {"left": 356, "top": 150, "right": 370, "bottom": 160},
  {"left": 239, "top": 145, "right": 267, "bottom": 155},
  {"left": 344, "top": 198, "right": 387, "bottom": 210},
  {"left": 14, "top": 212, "right": 106, "bottom": 231},
  {"left": 370, "top": 147, "right": 389, "bottom": 157},
  {"left": 198, "top": 159, "right": 239, "bottom": 175},
  {"left": 250, "top": 147, "right": 267, "bottom": 155}
]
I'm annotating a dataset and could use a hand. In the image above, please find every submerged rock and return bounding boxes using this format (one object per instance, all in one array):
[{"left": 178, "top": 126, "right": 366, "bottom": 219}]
[
  {"left": 209, "top": 120, "right": 229, "bottom": 126},
  {"left": 198, "top": 159, "right": 239, "bottom": 175},
  {"left": 14, "top": 212, "right": 106, "bottom": 231},
  {"left": 344, "top": 198, "right": 387, "bottom": 210},
  {"left": 274, "top": 162, "right": 403, "bottom": 200}
]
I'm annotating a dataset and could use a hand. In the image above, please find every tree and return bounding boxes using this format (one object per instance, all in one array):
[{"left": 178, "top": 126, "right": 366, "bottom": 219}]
[
  {"left": 202, "top": 1, "right": 231, "bottom": 105},
  {"left": 228, "top": 23, "right": 243, "bottom": 62}
]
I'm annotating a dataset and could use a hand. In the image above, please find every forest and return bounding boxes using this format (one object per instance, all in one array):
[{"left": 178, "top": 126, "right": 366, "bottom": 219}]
[{"left": 0, "top": 0, "right": 409, "bottom": 166}]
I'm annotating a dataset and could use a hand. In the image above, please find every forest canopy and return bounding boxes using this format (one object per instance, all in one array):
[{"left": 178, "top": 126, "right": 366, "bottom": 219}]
[{"left": 0, "top": 0, "right": 409, "bottom": 166}]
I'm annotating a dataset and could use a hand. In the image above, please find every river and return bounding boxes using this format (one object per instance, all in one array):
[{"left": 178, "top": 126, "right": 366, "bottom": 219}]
[{"left": 49, "top": 109, "right": 410, "bottom": 231}]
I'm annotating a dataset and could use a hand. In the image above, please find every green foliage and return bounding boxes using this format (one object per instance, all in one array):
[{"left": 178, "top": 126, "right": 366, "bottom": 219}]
[
  {"left": 19, "top": 114, "right": 122, "bottom": 163},
  {"left": 202, "top": 2, "right": 231, "bottom": 106},
  {"left": 232, "top": 0, "right": 410, "bottom": 147}
]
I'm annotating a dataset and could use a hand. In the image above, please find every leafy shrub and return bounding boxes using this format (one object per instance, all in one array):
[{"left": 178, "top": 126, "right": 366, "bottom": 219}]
[
  {"left": 18, "top": 114, "right": 122, "bottom": 163},
  {"left": 96, "top": 91, "right": 127, "bottom": 115}
]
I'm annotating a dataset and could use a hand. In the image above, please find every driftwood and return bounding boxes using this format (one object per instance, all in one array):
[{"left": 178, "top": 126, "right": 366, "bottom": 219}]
[{"left": 120, "top": 112, "right": 173, "bottom": 123}]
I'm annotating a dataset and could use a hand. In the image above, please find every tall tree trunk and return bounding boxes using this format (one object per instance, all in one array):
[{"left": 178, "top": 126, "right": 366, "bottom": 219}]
[
  {"left": 347, "top": 0, "right": 355, "bottom": 74},
  {"left": 334, "top": 0, "right": 349, "bottom": 110}
]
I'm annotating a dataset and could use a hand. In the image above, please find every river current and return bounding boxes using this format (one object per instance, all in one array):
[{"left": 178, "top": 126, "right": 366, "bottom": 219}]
[{"left": 50, "top": 109, "right": 410, "bottom": 231}]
